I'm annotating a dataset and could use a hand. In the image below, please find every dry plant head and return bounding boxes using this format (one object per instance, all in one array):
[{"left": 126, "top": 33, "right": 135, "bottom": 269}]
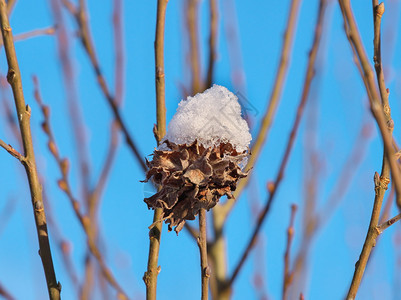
[{"left": 142, "top": 85, "right": 252, "bottom": 233}]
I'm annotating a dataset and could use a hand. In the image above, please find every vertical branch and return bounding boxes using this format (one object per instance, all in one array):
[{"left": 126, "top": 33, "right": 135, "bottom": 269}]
[
  {"left": 198, "top": 209, "right": 210, "bottom": 300},
  {"left": 342, "top": 1, "right": 395, "bottom": 298},
  {"left": 339, "top": 0, "right": 401, "bottom": 207},
  {"left": 205, "top": 0, "right": 217, "bottom": 88},
  {"left": 0, "top": 1, "right": 60, "bottom": 299},
  {"left": 154, "top": 0, "right": 167, "bottom": 145},
  {"left": 186, "top": 0, "right": 202, "bottom": 94},
  {"left": 144, "top": 1, "right": 168, "bottom": 300}
]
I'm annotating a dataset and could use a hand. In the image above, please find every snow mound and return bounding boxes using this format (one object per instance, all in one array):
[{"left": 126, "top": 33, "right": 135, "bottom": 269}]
[{"left": 161, "top": 85, "right": 251, "bottom": 152}]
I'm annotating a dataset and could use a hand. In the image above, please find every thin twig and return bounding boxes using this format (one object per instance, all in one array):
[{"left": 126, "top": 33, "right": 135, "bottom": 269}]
[
  {"left": 198, "top": 209, "right": 210, "bottom": 300},
  {"left": 60, "top": 0, "right": 146, "bottom": 172},
  {"left": 340, "top": 1, "right": 396, "bottom": 298},
  {"left": 282, "top": 204, "right": 297, "bottom": 300},
  {"left": 377, "top": 213, "right": 401, "bottom": 233},
  {"left": 81, "top": 1, "right": 124, "bottom": 296},
  {"left": 340, "top": 0, "right": 401, "bottom": 209},
  {"left": 186, "top": 0, "right": 202, "bottom": 94},
  {"left": 0, "top": 26, "right": 55, "bottom": 47},
  {"left": 143, "top": 1, "right": 168, "bottom": 299},
  {"left": 289, "top": 120, "right": 371, "bottom": 297},
  {"left": 205, "top": 0, "right": 217, "bottom": 89},
  {"left": 50, "top": 0, "right": 92, "bottom": 200},
  {"left": 222, "top": 0, "right": 246, "bottom": 92},
  {"left": 0, "top": 2, "right": 61, "bottom": 299},
  {"left": 33, "top": 76, "right": 128, "bottom": 299},
  {"left": 226, "top": 0, "right": 326, "bottom": 288},
  {"left": 219, "top": 0, "right": 303, "bottom": 222},
  {"left": 80, "top": 121, "right": 120, "bottom": 300},
  {"left": 0, "top": 138, "right": 24, "bottom": 162}
]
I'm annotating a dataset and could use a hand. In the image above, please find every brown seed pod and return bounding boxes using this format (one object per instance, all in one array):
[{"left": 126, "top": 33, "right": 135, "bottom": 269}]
[{"left": 143, "top": 140, "right": 249, "bottom": 233}]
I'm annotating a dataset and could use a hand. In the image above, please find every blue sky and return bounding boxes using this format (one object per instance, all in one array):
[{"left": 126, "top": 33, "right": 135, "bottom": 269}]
[{"left": 1, "top": 0, "right": 401, "bottom": 299}]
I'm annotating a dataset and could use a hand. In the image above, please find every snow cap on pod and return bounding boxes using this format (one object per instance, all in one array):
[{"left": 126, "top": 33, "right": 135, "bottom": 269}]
[{"left": 160, "top": 84, "right": 251, "bottom": 152}]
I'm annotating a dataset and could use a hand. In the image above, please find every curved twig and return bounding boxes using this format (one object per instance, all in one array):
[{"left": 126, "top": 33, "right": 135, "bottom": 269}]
[
  {"left": 219, "top": 0, "right": 303, "bottom": 222},
  {"left": 226, "top": 0, "right": 327, "bottom": 288}
]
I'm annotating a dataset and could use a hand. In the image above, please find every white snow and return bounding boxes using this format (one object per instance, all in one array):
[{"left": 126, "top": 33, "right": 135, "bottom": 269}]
[{"left": 160, "top": 85, "right": 252, "bottom": 152}]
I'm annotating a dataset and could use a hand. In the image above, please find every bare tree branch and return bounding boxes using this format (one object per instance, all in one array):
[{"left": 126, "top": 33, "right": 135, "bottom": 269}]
[
  {"left": 219, "top": 0, "right": 303, "bottom": 222},
  {"left": 143, "top": 1, "right": 168, "bottom": 299},
  {"left": 0, "top": 1, "right": 60, "bottom": 298},
  {"left": 227, "top": 0, "right": 326, "bottom": 288}
]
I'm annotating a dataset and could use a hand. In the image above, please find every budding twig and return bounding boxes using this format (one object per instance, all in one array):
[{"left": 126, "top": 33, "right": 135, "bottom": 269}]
[{"left": 0, "top": 1, "right": 60, "bottom": 298}]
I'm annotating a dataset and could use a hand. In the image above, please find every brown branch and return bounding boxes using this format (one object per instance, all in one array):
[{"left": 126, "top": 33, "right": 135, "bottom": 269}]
[
  {"left": 282, "top": 204, "right": 297, "bottom": 300},
  {"left": 0, "top": 2, "right": 61, "bottom": 299},
  {"left": 143, "top": 1, "right": 168, "bottom": 300},
  {"left": 377, "top": 212, "right": 401, "bottom": 233},
  {"left": 340, "top": 1, "right": 397, "bottom": 298},
  {"left": 208, "top": 209, "right": 229, "bottom": 300},
  {"left": 81, "top": 121, "right": 119, "bottom": 300},
  {"left": 13, "top": 26, "right": 55, "bottom": 41},
  {"left": 0, "top": 138, "right": 25, "bottom": 162},
  {"left": 219, "top": 0, "right": 303, "bottom": 221},
  {"left": 198, "top": 209, "right": 210, "bottom": 300},
  {"left": 0, "top": 26, "right": 55, "bottom": 47},
  {"left": 222, "top": 0, "right": 246, "bottom": 92},
  {"left": 50, "top": 0, "right": 92, "bottom": 200},
  {"left": 33, "top": 76, "right": 128, "bottom": 299},
  {"left": 81, "top": 2, "right": 124, "bottom": 297},
  {"left": 340, "top": 0, "right": 401, "bottom": 209},
  {"left": 205, "top": 0, "right": 217, "bottom": 89},
  {"left": 288, "top": 120, "right": 371, "bottom": 296},
  {"left": 60, "top": 0, "right": 146, "bottom": 172},
  {"left": 186, "top": 0, "right": 202, "bottom": 94},
  {"left": 226, "top": 0, "right": 327, "bottom": 288}
]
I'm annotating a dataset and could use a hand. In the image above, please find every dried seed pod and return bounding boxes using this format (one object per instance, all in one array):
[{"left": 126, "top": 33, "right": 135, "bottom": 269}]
[
  {"left": 143, "top": 85, "right": 252, "bottom": 233},
  {"left": 143, "top": 140, "right": 249, "bottom": 233}
]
